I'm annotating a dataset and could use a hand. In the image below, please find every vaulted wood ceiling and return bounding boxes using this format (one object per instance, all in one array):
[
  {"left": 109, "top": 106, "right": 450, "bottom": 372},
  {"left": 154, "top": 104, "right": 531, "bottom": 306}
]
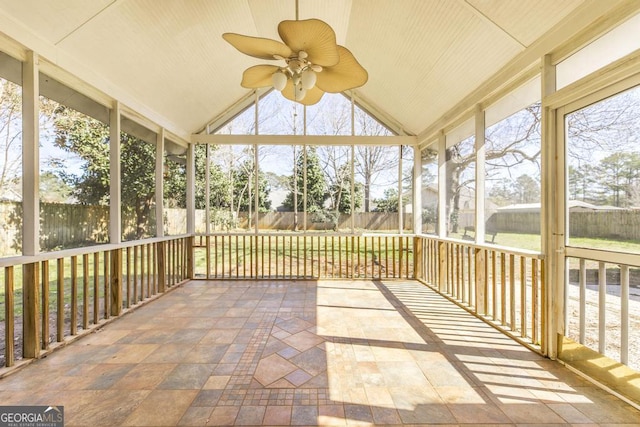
[{"left": 0, "top": 0, "right": 629, "bottom": 142}]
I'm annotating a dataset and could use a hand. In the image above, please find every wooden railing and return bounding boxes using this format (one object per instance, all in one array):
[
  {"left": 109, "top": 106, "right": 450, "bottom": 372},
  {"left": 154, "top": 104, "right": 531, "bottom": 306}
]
[
  {"left": 2, "top": 232, "right": 547, "bottom": 372},
  {"left": 564, "top": 247, "right": 640, "bottom": 369},
  {"left": 193, "top": 233, "right": 414, "bottom": 280},
  {"left": 1, "top": 235, "right": 191, "bottom": 371},
  {"left": 414, "top": 236, "right": 545, "bottom": 350}
]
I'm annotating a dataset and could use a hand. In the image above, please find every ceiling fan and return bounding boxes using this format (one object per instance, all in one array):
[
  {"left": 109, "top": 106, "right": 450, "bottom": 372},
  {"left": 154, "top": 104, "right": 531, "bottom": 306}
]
[{"left": 222, "top": 1, "right": 368, "bottom": 105}]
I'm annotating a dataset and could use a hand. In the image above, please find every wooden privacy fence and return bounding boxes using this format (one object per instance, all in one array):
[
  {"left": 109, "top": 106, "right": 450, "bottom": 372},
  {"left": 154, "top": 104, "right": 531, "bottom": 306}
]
[
  {"left": 193, "top": 233, "right": 414, "bottom": 280},
  {"left": 487, "top": 209, "right": 640, "bottom": 239},
  {"left": 414, "top": 236, "right": 545, "bottom": 351},
  {"left": 1, "top": 235, "right": 191, "bottom": 371}
]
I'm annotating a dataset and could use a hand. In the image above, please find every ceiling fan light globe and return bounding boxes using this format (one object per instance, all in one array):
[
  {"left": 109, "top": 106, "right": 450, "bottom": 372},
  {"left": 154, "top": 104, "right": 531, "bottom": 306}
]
[
  {"left": 272, "top": 71, "right": 287, "bottom": 91},
  {"left": 310, "top": 65, "right": 323, "bottom": 72},
  {"left": 301, "top": 69, "right": 317, "bottom": 89},
  {"left": 294, "top": 86, "right": 307, "bottom": 101},
  {"left": 298, "top": 50, "right": 308, "bottom": 59}
]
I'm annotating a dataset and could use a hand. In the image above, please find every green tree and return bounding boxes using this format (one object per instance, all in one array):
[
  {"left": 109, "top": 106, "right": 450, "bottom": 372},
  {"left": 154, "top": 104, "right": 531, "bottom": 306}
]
[
  {"left": 40, "top": 171, "right": 72, "bottom": 203},
  {"left": 598, "top": 152, "right": 640, "bottom": 207},
  {"left": 50, "top": 105, "right": 181, "bottom": 239},
  {"left": 568, "top": 164, "right": 600, "bottom": 203},
  {"left": 512, "top": 174, "right": 540, "bottom": 204},
  {"left": 232, "top": 160, "right": 271, "bottom": 213},
  {"left": 283, "top": 147, "right": 327, "bottom": 213},
  {"left": 373, "top": 188, "right": 407, "bottom": 212},
  {"left": 328, "top": 172, "right": 363, "bottom": 214}
]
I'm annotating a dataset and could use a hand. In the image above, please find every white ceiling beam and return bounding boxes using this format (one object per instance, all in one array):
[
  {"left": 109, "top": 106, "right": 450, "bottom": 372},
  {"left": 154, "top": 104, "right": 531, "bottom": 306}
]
[{"left": 191, "top": 134, "right": 417, "bottom": 147}]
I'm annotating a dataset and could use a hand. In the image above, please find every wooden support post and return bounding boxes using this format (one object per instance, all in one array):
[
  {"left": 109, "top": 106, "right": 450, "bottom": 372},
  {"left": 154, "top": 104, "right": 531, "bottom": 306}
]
[
  {"left": 5, "top": 266, "right": 15, "bottom": 367},
  {"left": 157, "top": 241, "right": 166, "bottom": 292},
  {"left": 187, "top": 237, "right": 194, "bottom": 279},
  {"left": 22, "top": 263, "right": 40, "bottom": 358},
  {"left": 110, "top": 249, "right": 123, "bottom": 317},
  {"left": 56, "top": 258, "right": 64, "bottom": 342},
  {"left": 413, "top": 237, "right": 423, "bottom": 280},
  {"left": 475, "top": 248, "right": 486, "bottom": 314},
  {"left": 41, "top": 261, "right": 49, "bottom": 350},
  {"left": 438, "top": 241, "right": 447, "bottom": 292}
]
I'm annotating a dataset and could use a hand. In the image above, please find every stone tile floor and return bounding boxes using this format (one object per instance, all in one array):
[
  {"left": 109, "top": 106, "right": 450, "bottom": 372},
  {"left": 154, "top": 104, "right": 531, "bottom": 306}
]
[{"left": 0, "top": 279, "right": 639, "bottom": 426}]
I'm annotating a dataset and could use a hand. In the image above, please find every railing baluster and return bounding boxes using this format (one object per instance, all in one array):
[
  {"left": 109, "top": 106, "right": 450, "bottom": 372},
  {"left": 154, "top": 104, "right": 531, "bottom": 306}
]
[
  {"left": 93, "top": 252, "right": 99, "bottom": 324},
  {"left": 206, "top": 235, "right": 211, "bottom": 279},
  {"left": 83, "top": 254, "right": 89, "bottom": 329},
  {"left": 304, "top": 236, "right": 308, "bottom": 278},
  {"left": 520, "top": 256, "right": 526, "bottom": 338},
  {"left": 377, "top": 236, "right": 382, "bottom": 279},
  {"left": 338, "top": 236, "right": 343, "bottom": 278},
  {"left": 71, "top": 256, "right": 78, "bottom": 336},
  {"left": 579, "top": 258, "right": 586, "bottom": 344},
  {"left": 5, "top": 266, "right": 14, "bottom": 367},
  {"left": 621, "top": 264, "right": 629, "bottom": 365},
  {"left": 501, "top": 252, "right": 506, "bottom": 326},
  {"left": 344, "top": 237, "right": 353, "bottom": 278},
  {"left": 41, "top": 261, "right": 50, "bottom": 350},
  {"left": 532, "top": 258, "right": 539, "bottom": 344},
  {"left": 492, "top": 251, "right": 497, "bottom": 320},
  {"left": 509, "top": 254, "right": 516, "bottom": 331},
  {"left": 598, "top": 261, "right": 606, "bottom": 355},
  {"left": 151, "top": 243, "right": 156, "bottom": 293},
  {"left": 268, "top": 235, "right": 272, "bottom": 278},
  {"left": 310, "top": 236, "right": 314, "bottom": 278},
  {"left": 57, "top": 258, "right": 64, "bottom": 342},
  {"left": 133, "top": 246, "right": 139, "bottom": 303},
  {"left": 104, "top": 251, "right": 110, "bottom": 318},
  {"left": 461, "top": 247, "right": 466, "bottom": 303},
  {"left": 221, "top": 236, "right": 225, "bottom": 279},
  {"left": 455, "top": 245, "right": 465, "bottom": 300},
  {"left": 125, "top": 248, "right": 131, "bottom": 308},
  {"left": 406, "top": 237, "right": 410, "bottom": 279},
  {"left": 145, "top": 245, "right": 151, "bottom": 298},
  {"left": 392, "top": 237, "right": 396, "bottom": 278}
]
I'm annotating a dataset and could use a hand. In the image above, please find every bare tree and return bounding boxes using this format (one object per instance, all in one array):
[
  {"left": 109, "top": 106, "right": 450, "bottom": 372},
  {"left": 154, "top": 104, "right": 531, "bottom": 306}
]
[
  {"left": 352, "top": 107, "right": 397, "bottom": 211},
  {"left": 0, "top": 80, "right": 22, "bottom": 198}
]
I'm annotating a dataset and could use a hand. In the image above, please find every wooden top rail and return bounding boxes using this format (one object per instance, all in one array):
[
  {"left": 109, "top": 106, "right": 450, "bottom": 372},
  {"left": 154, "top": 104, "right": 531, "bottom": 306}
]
[
  {"left": 196, "top": 232, "right": 417, "bottom": 238},
  {"left": 566, "top": 246, "right": 640, "bottom": 267},
  {"left": 418, "top": 233, "right": 544, "bottom": 259},
  {"left": 0, "top": 234, "right": 191, "bottom": 268},
  {"left": 194, "top": 232, "right": 543, "bottom": 259}
]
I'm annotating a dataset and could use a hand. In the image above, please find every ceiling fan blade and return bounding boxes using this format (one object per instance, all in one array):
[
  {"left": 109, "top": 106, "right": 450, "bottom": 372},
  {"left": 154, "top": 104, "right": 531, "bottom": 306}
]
[
  {"left": 315, "top": 46, "right": 368, "bottom": 93},
  {"left": 278, "top": 19, "right": 339, "bottom": 67},
  {"left": 280, "top": 79, "right": 325, "bottom": 106},
  {"left": 241, "top": 65, "right": 280, "bottom": 88},
  {"left": 223, "top": 33, "right": 292, "bottom": 60}
]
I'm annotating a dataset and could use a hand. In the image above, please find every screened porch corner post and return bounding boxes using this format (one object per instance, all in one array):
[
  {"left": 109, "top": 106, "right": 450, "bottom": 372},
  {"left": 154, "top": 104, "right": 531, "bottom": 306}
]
[
  {"left": 541, "top": 53, "right": 558, "bottom": 359},
  {"left": 22, "top": 50, "right": 40, "bottom": 359}
]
